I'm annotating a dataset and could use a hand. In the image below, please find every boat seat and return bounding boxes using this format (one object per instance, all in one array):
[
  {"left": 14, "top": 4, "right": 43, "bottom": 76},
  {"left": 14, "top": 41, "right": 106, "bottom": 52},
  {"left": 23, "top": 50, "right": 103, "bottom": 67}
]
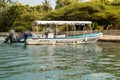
[
  {"left": 48, "top": 33, "right": 54, "bottom": 38},
  {"left": 56, "top": 35, "right": 66, "bottom": 38}
]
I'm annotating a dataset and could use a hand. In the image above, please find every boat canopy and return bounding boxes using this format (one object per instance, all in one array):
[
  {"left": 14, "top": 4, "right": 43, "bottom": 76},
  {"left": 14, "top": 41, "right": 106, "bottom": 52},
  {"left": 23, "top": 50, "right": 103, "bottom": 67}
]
[{"left": 34, "top": 21, "right": 92, "bottom": 25}]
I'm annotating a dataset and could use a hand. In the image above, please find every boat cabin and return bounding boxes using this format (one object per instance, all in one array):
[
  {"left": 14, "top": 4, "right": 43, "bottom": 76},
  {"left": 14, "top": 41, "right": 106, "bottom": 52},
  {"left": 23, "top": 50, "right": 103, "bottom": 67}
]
[{"left": 32, "top": 21, "right": 92, "bottom": 38}]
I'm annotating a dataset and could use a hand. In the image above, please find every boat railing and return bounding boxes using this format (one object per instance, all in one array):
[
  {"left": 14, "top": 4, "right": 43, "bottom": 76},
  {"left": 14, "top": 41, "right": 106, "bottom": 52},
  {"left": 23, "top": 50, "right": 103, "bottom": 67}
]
[{"left": 32, "top": 30, "right": 93, "bottom": 37}]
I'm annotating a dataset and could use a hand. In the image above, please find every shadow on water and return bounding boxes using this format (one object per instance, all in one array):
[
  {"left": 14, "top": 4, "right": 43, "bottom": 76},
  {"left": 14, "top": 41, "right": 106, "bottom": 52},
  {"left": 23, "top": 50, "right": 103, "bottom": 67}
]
[{"left": 0, "top": 40, "right": 119, "bottom": 80}]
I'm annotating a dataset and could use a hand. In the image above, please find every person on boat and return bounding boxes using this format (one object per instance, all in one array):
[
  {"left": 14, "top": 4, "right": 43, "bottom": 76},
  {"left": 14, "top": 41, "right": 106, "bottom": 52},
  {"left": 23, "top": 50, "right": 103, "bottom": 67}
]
[
  {"left": 14, "top": 31, "right": 32, "bottom": 43},
  {"left": 13, "top": 30, "right": 33, "bottom": 43},
  {"left": 44, "top": 28, "right": 50, "bottom": 38},
  {"left": 22, "top": 30, "right": 32, "bottom": 40},
  {"left": 4, "top": 29, "right": 16, "bottom": 43}
]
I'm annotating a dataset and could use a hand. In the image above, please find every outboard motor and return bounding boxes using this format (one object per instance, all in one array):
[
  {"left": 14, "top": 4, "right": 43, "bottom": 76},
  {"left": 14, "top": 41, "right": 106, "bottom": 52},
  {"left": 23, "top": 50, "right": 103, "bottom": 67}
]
[
  {"left": 4, "top": 30, "right": 32, "bottom": 44},
  {"left": 4, "top": 29, "right": 16, "bottom": 43}
]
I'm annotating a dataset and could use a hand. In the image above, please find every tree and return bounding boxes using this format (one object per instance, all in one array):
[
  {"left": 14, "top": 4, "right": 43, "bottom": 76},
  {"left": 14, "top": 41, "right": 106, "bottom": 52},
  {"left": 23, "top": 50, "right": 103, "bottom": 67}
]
[
  {"left": 31, "top": 5, "right": 43, "bottom": 13},
  {"left": 55, "top": 0, "right": 73, "bottom": 9},
  {"left": 91, "top": 0, "right": 110, "bottom": 4},
  {"left": 42, "top": 0, "right": 52, "bottom": 13},
  {"left": 0, "top": 0, "right": 16, "bottom": 31},
  {"left": 42, "top": 2, "right": 120, "bottom": 30},
  {"left": 112, "top": 0, "right": 120, "bottom": 5},
  {"left": 0, "top": 3, "right": 33, "bottom": 31},
  {"left": 12, "top": 12, "right": 40, "bottom": 31},
  {"left": 0, "top": 0, "right": 13, "bottom": 8}
]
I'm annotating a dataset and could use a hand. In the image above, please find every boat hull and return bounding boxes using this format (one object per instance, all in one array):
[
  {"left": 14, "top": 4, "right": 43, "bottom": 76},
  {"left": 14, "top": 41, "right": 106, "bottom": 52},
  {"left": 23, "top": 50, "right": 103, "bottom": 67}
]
[{"left": 26, "top": 33, "right": 103, "bottom": 45}]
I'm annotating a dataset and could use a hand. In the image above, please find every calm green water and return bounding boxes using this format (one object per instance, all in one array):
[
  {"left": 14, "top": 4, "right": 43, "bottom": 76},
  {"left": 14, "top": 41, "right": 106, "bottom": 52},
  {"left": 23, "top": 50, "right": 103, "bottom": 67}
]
[{"left": 0, "top": 40, "right": 120, "bottom": 80}]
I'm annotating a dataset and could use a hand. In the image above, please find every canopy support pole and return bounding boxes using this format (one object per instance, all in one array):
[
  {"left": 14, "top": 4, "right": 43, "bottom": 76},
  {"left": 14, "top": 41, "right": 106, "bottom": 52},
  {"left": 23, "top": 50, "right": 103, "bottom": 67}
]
[
  {"left": 66, "top": 25, "right": 68, "bottom": 37},
  {"left": 32, "top": 22, "right": 34, "bottom": 32},
  {"left": 37, "top": 24, "right": 39, "bottom": 36},
  {"left": 74, "top": 24, "right": 76, "bottom": 36},
  {"left": 55, "top": 24, "right": 57, "bottom": 38},
  {"left": 90, "top": 23, "right": 93, "bottom": 33}
]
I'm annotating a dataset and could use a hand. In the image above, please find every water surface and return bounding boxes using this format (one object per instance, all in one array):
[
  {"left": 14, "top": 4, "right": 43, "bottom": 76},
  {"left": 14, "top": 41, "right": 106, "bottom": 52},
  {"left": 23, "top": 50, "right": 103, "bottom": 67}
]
[{"left": 0, "top": 40, "right": 120, "bottom": 80}]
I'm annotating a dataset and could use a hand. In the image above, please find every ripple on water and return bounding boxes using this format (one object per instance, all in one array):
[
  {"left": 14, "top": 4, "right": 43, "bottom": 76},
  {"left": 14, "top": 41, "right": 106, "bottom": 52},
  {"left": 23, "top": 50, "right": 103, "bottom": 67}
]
[
  {"left": 0, "top": 42, "right": 120, "bottom": 80},
  {"left": 107, "top": 55, "right": 116, "bottom": 58},
  {"left": 114, "top": 62, "right": 120, "bottom": 66},
  {"left": 80, "top": 73, "right": 116, "bottom": 80}
]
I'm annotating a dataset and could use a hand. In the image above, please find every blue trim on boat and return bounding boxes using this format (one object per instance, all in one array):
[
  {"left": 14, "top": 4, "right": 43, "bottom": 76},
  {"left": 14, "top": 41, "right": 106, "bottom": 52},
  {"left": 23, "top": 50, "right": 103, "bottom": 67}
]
[
  {"left": 68, "top": 32, "right": 103, "bottom": 38},
  {"left": 27, "top": 32, "right": 103, "bottom": 39}
]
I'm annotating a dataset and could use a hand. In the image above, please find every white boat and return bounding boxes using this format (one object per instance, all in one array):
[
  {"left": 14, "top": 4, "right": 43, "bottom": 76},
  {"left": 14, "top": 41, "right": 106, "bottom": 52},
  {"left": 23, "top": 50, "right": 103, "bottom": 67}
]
[{"left": 26, "top": 21, "right": 103, "bottom": 45}]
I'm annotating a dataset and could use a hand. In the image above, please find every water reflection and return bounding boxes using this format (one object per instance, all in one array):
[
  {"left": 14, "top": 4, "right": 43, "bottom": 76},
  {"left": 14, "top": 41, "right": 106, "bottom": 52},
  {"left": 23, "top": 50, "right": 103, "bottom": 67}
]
[{"left": 0, "top": 41, "right": 119, "bottom": 80}]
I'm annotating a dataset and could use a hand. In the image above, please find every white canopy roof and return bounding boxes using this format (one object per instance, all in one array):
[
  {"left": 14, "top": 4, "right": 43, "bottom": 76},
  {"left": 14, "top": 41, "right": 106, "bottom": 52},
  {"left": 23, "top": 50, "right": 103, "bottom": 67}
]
[{"left": 34, "top": 21, "right": 92, "bottom": 25}]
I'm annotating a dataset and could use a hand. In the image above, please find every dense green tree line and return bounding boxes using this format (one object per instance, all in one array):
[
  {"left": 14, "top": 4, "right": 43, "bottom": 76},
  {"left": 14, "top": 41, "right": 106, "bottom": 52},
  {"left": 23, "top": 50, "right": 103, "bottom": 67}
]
[{"left": 0, "top": 0, "right": 120, "bottom": 32}]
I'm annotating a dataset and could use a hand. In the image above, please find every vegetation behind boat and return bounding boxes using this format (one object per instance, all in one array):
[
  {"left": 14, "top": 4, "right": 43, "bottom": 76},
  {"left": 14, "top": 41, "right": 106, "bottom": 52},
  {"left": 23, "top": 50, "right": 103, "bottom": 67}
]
[{"left": 0, "top": 1, "right": 120, "bottom": 32}]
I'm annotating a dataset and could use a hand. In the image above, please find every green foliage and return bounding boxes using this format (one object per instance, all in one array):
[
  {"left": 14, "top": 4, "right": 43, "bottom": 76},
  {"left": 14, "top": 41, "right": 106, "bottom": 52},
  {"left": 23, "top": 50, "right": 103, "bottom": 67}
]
[
  {"left": 31, "top": 5, "right": 43, "bottom": 13},
  {"left": 55, "top": 0, "right": 80, "bottom": 9},
  {"left": 0, "top": 0, "right": 16, "bottom": 31},
  {"left": 12, "top": 12, "right": 40, "bottom": 31},
  {"left": 11, "top": 26, "right": 26, "bottom": 32},
  {"left": 42, "top": 0, "right": 52, "bottom": 12},
  {"left": 42, "top": 3, "right": 104, "bottom": 20},
  {"left": 0, "top": 1, "right": 120, "bottom": 32},
  {"left": 55, "top": 0, "right": 73, "bottom": 9},
  {"left": 0, "top": 3, "right": 32, "bottom": 31},
  {"left": 42, "top": 2, "right": 120, "bottom": 30}
]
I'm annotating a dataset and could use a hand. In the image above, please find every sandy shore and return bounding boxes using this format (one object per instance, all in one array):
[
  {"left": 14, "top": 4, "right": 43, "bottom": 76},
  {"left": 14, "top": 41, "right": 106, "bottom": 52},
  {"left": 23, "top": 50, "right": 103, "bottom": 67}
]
[
  {"left": 99, "top": 35, "right": 120, "bottom": 42},
  {"left": 0, "top": 37, "right": 5, "bottom": 40}
]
